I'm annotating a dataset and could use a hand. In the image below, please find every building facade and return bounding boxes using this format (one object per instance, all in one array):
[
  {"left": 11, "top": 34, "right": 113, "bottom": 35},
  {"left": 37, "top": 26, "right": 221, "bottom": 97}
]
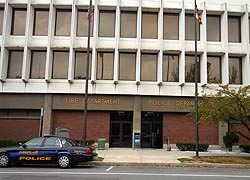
[{"left": 0, "top": 0, "right": 250, "bottom": 148}]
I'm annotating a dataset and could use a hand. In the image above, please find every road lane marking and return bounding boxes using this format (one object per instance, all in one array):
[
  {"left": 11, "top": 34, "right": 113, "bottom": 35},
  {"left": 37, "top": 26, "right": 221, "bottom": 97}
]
[
  {"left": 106, "top": 166, "right": 114, "bottom": 172},
  {"left": 0, "top": 172, "right": 249, "bottom": 178}
]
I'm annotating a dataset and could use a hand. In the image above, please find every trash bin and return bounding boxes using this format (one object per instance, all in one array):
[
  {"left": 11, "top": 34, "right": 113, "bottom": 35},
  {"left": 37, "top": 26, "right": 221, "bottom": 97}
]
[{"left": 97, "top": 138, "right": 106, "bottom": 150}]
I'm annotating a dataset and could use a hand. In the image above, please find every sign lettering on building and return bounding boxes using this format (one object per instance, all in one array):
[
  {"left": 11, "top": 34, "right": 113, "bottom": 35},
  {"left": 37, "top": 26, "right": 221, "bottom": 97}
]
[{"left": 65, "top": 97, "right": 121, "bottom": 105}]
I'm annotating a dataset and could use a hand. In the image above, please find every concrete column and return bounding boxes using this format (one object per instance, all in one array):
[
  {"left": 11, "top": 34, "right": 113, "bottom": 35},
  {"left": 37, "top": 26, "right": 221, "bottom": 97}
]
[
  {"left": 42, "top": 94, "right": 53, "bottom": 135},
  {"left": 218, "top": 121, "right": 228, "bottom": 148},
  {"left": 132, "top": 96, "right": 141, "bottom": 148}
]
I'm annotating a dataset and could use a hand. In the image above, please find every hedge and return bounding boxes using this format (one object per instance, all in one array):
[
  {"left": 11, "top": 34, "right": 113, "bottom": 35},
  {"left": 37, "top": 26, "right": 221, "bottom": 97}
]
[
  {"left": 0, "top": 140, "right": 27, "bottom": 148},
  {"left": 239, "top": 145, "right": 250, "bottom": 153},
  {"left": 176, "top": 142, "right": 209, "bottom": 152}
]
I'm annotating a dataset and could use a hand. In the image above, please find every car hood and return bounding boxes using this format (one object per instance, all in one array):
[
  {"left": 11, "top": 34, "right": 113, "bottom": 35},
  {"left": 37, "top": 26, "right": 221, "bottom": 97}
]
[{"left": 0, "top": 146, "right": 23, "bottom": 152}]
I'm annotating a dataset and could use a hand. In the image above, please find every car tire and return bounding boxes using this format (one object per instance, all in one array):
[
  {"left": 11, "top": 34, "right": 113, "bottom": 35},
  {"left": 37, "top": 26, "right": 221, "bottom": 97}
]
[
  {"left": 57, "top": 155, "right": 71, "bottom": 168},
  {"left": 0, "top": 153, "right": 10, "bottom": 168}
]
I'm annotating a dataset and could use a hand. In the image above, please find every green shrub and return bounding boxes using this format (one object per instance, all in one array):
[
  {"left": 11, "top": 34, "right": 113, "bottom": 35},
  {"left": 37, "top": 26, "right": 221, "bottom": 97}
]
[
  {"left": 74, "top": 139, "right": 95, "bottom": 146},
  {"left": 223, "top": 132, "right": 239, "bottom": 151},
  {"left": 176, "top": 142, "right": 209, "bottom": 152},
  {"left": 0, "top": 140, "right": 27, "bottom": 148},
  {"left": 239, "top": 145, "right": 250, "bottom": 153}
]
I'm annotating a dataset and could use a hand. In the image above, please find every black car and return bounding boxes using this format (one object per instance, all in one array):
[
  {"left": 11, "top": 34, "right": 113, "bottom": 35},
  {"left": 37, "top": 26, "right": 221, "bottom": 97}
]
[{"left": 0, "top": 135, "right": 98, "bottom": 168}]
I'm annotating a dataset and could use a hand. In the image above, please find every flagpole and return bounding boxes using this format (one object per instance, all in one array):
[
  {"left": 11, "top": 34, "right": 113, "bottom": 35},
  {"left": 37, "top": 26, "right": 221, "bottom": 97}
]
[
  {"left": 194, "top": 0, "right": 199, "bottom": 158},
  {"left": 83, "top": 0, "right": 92, "bottom": 145}
]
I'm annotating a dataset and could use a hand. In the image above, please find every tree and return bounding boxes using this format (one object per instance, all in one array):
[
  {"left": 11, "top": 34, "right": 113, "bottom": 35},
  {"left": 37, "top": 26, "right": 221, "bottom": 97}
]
[{"left": 197, "top": 85, "right": 250, "bottom": 142}]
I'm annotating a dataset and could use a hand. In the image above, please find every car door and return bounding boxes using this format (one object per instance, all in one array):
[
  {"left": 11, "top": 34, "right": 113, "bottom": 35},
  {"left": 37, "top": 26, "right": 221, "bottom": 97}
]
[
  {"left": 16, "top": 137, "right": 45, "bottom": 163},
  {"left": 40, "top": 137, "right": 62, "bottom": 163}
]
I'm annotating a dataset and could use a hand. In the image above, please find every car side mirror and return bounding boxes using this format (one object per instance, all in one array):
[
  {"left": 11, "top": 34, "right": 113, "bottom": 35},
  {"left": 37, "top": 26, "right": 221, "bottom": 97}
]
[{"left": 19, "top": 143, "right": 27, "bottom": 149}]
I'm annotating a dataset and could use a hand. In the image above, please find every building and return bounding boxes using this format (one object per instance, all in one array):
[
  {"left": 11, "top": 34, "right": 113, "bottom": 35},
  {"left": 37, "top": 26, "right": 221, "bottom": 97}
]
[{"left": 0, "top": 0, "right": 250, "bottom": 148}]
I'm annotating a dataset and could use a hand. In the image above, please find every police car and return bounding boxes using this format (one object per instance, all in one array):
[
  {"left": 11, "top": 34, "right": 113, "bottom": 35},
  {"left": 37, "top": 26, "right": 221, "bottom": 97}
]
[{"left": 0, "top": 135, "right": 98, "bottom": 168}]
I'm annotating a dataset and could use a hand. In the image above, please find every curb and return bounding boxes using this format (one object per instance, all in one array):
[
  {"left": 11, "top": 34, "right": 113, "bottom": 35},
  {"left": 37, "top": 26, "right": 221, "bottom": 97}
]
[{"left": 84, "top": 161, "right": 250, "bottom": 169}]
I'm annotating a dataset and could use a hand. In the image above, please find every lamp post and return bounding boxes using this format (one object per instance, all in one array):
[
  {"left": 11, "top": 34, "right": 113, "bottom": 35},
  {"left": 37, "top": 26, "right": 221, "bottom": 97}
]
[{"left": 83, "top": 0, "right": 93, "bottom": 145}]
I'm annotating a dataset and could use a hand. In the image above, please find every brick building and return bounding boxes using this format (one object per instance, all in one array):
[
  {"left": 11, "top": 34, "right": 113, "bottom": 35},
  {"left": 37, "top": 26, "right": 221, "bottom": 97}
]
[{"left": 0, "top": 0, "right": 250, "bottom": 148}]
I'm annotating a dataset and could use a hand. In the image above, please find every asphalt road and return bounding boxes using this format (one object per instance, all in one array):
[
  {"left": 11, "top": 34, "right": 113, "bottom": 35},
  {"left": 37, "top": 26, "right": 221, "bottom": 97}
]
[{"left": 0, "top": 165, "right": 250, "bottom": 180}]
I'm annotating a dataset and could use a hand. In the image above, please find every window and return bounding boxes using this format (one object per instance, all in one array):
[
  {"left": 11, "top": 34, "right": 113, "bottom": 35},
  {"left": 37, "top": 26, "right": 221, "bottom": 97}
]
[
  {"left": 55, "top": 9, "right": 71, "bottom": 36},
  {"left": 229, "top": 57, "right": 242, "bottom": 84},
  {"left": 33, "top": 9, "right": 49, "bottom": 36},
  {"left": 0, "top": 8, "right": 4, "bottom": 35},
  {"left": 142, "top": 12, "right": 158, "bottom": 39},
  {"left": 44, "top": 137, "right": 61, "bottom": 147},
  {"left": 30, "top": 51, "right": 46, "bottom": 79},
  {"left": 207, "top": 56, "right": 221, "bottom": 83},
  {"left": 163, "top": 54, "right": 179, "bottom": 82},
  {"left": 99, "top": 10, "right": 116, "bottom": 37},
  {"left": 120, "top": 11, "right": 137, "bottom": 38},
  {"left": 0, "top": 109, "right": 40, "bottom": 118},
  {"left": 77, "top": 9, "right": 93, "bottom": 37},
  {"left": 75, "top": 51, "right": 92, "bottom": 79},
  {"left": 7, "top": 50, "right": 23, "bottom": 79},
  {"left": 25, "top": 138, "right": 44, "bottom": 147},
  {"left": 185, "top": 55, "right": 200, "bottom": 82},
  {"left": 141, "top": 53, "right": 157, "bottom": 81},
  {"left": 207, "top": 15, "right": 221, "bottom": 41},
  {"left": 11, "top": 8, "right": 26, "bottom": 35},
  {"left": 52, "top": 51, "right": 69, "bottom": 79},
  {"left": 185, "top": 14, "right": 200, "bottom": 40},
  {"left": 228, "top": 16, "right": 241, "bottom": 43},
  {"left": 163, "top": 13, "right": 179, "bottom": 40},
  {"left": 119, "top": 52, "right": 136, "bottom": 80},
  {"left": 96, "top": 52, "right": 114, "bottom": 80}
]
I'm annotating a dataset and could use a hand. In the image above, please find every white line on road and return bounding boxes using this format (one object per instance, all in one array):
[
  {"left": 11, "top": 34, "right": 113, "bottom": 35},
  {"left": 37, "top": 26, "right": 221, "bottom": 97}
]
[
  {"left": 106, "top": 166, "right": 114, "bottom": 172},
  {"left": 0, "top": 172, "right": 249, "bottom": 178}
]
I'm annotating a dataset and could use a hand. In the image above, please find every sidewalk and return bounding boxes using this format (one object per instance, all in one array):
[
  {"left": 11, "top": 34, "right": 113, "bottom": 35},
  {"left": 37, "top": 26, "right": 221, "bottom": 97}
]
[{"left": 91, "top": 148, "right": 250, "bottom": 169}]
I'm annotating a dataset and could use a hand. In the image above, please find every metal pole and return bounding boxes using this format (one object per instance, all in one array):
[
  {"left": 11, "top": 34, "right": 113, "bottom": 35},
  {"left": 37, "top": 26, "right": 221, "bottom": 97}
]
[
  {"left": 194, "top": 0, "right": 199, "bottom": 158},
  {"left": 39, "top": 108, "right": 44, "bottom": 137},
  {"left": 83, "top": 0, "right": 92, "bottom": 145}
]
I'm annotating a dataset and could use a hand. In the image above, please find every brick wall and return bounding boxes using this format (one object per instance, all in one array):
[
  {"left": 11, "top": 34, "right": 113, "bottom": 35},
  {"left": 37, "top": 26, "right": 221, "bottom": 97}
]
[
  {"left": 163, "top": 113, "right": 219, "bottom": 145},
  {"left": 0, "top": 119, "right": 39, "bottom": 140},
  {"left": 230, "top": 124, "right": 250, "bottom": 145},
  {"left": 53, "top": 111, "right": 110, "bottom": 142}
]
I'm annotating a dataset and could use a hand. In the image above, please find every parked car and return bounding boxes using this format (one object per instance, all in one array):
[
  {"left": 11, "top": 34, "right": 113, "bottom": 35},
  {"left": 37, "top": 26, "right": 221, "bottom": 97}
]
[{"left": 0, "top": 135, "right": 98, "bottom": 168}]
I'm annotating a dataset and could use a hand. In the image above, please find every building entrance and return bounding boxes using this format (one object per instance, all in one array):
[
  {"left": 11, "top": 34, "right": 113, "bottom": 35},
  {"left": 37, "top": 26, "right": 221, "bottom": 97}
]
[
  {"left": 110, "top": 111, "right": 133, "bottom": 148},
  {"left": 141, "top": 112, "right": 163, "bottom": 148}
]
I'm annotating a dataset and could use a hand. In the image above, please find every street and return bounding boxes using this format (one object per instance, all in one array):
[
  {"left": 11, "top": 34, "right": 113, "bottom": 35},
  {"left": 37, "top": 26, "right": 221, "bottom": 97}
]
[{"left": 0, "top": 165, "right": 250, "bottom": 180}]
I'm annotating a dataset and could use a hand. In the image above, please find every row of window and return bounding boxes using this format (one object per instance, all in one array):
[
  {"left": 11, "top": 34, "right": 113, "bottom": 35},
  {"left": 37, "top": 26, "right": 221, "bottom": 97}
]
[
  {"left": 6, "top": 50, "right": 242, "bottom": 84},
  {"left": 0, "top": 8, "right": 245, "bottom": 42}
]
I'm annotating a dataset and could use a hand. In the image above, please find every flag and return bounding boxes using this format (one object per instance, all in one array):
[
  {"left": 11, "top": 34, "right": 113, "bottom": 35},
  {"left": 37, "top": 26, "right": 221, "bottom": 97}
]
[
  {"left": 88, "top": 2, "right": 94, "bottom": 22},
  {"left": 195, "top": 4, "right": 202, "bottom": 24}
]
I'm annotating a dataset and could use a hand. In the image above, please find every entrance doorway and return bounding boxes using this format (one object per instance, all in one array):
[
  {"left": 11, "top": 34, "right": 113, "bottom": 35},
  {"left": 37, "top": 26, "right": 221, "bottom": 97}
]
[
  {"left": 141, "top": 112, "right": 163, "bottom": 148},
  {"left": 110, "top": 111, "right": 133, "bottom": 148}
]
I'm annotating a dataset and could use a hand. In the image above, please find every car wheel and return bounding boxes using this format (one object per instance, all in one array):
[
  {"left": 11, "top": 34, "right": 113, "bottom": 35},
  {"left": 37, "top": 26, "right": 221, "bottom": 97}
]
[
  {"left": 57, "top": 155, "right": 71, "bottom": 168},
  {"left": 0, "top": 153, "right": 10, "bottom": 168}
]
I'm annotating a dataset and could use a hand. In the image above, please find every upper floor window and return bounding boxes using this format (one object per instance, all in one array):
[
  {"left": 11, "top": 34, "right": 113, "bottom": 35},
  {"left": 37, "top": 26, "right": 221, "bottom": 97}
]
[
  {"left": 7, "top": 50, "right": 23, "bottom": 79},
  {"left": 185, "top": 14, "right": 200, "bottom": 41},
  {"left": 142, "top": 12, "right": 158, "bottom": 39},
  {"left": 96, "top": 51, "right": 114, "bottom": 80},
  {"left": 77, "top": 9, "right": 93, "bottom": 37},
  {"left": 163, "top": 54, "right": 179, "bottom": 82},
  {"left": 99, "top": 10, "right": 116, "bottom": 37},
  {"left": 75, "top": 51, "right": 92, "bottom": 79},
  {"left": 33, "top": 9, "right": 49, "bottom": 36},
  {"left": 229, "top": 57, "right": 242, "bottom": 84},
  {"left": 119, "top": 52, "right": 136, "bottom": 81},
  {"left": 120, "top": 11, "right": 137, "bottom": 38},
  {"left": 141, "top": 53, "right": 157, "bottom": 81},
  {"left": 207, "top": 56, "right": 221, "bottom": 83},
  {"left": 30, "top": 50, "right": 46, "bottom": 79},
  {"left": 52, "top": 51, "right": 69, "bottom": 79},
  {"left": 185, "top": 55, "right": 200, "bottom": 82},
  {"left": 0, "top": 8, "right": 4, "bottom": 35},
  {"left": 55, "top": 9, "right": 71, "bottom": 36},
  {"left": 163, "top": 13, "right": 179, "bottom": 40},
  {"left": 228, "top": 16, "right": 241, "bottom": 43},
  {"left": 11, "top": 8, "right": 26, "bottom": 35},
  {"left": 207, "top": 15, "right": 221, "bottom": 41}
]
